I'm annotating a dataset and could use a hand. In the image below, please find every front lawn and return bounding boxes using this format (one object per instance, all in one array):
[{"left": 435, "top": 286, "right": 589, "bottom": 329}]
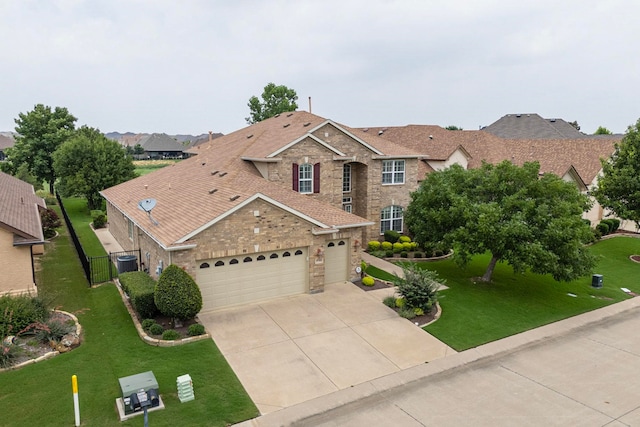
[
  {"left": 420, "top": 237, "right": 640, "bottom": 351},
  {"left": 1, "top": 215, "right": 258, "bottom": 426},
  {"left": 60, "top": 197, "right": 108, "bottom": 257}
]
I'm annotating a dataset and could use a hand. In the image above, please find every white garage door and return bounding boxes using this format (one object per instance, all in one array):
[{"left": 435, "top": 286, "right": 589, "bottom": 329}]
[
  {"left": 324, "top": 239, "right": 349, "bottom": 284},
  {"left": 197, "top": 248, "right": 308, "bottom": 311}
]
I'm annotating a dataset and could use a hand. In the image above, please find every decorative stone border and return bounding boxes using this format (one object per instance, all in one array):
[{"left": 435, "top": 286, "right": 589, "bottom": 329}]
[
  {"left": 382, "top": 250, "right": 454, "bottom": 263},
  {"left": 373, "top": 278, "right": 444, "bottom": 328},
  {"left": 629, "top": 255, "right": 640, "bottom": 263},
  {"left": 113, "top": 279, "right": 210, "bottom": 347},
  {"left": 0, "top": 309, "right": 81, "bottom": 373}
]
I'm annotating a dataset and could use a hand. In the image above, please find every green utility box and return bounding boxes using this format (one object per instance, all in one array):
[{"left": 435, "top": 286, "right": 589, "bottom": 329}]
[{"left": 119, "top": 371, "right": 160, "bottom": 415}]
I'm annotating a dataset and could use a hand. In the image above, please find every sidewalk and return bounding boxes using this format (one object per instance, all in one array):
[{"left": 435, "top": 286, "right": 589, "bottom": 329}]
[
  {"left": 92, "top": 226, "right": 124, "bottom": 253},
  {"left": 360, "top": 251, "right": 406, "bottom": 278}
]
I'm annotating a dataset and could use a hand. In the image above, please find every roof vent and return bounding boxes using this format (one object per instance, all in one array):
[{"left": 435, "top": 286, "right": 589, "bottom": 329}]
[
  {"left": 219, "top": 172, "right": 227, "bottom": 177},
  {"left": 230, "top": 195, "right": 240, "bottom": 201},
  {"left": 516, "top": 114, "right": 521, "bottom": 118},
  {"left": 362, "top": 128, "right": 369, "bottom": 132},
  {"left": 286, "top": 112, "right": 293, "bottom": 117},
  {"left": 303, "top": 122, "right": 311, "bottom": 127},
  {"left": 549, "top": 119, "right": 556, "bottom": 122},
  {"left": 201, "top": 162, "right": 206, "bottom": 166},
  {"left": 378, "top": 130, "right": 383, "bottom": 135},
  {"left": 429, "top": 135, "right": 433, "bottom": 140},
  {"left": 283, "top": 123, "right": 290, "bottom": 128},
  {"left": 247, "top": 134, "right": 253, "bottom": 139},
  {"left": 211, "top": 170, "right": 219, "bottom": 176},
  {"left": 208, "top": 189, "right": 218, "bottom": 194},
  {"left": 275, "top": 114, "right": 280, "bottom": 118}
]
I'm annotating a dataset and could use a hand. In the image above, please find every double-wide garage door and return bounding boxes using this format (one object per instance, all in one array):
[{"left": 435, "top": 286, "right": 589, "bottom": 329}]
[{"left": 197, "top": 248, "right": 308, "bottom": 311}]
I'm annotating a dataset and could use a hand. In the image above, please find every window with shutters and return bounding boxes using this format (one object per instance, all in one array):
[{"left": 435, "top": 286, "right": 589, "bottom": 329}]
[{"left": 293, "top": 162, "right": 321, "bottom": 193}]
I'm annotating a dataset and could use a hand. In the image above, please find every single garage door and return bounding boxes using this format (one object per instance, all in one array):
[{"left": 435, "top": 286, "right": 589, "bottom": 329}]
[
  {"left": 197, "top": 248, "right": 308, "bottom": 311},
  {"left": 324, "top": 239, "right": 349, "bottom": 284}
]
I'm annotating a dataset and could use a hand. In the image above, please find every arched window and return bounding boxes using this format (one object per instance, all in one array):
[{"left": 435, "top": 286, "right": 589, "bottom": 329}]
[
  {"left": 328, "top": 242, "right": 335, "bottom": 247},
  {"left": 214, "top": 261, "right": 224, "bottom": 267},
  {"left": 283, "top": 251, "right": 291, "bottom": 257},
  {"left": 380, "top": 206, "right": 403, "bottom": 234},
  {"left": 199, "top": 262, "right": 210, "bottom": 269},
  {"left": 257, "top": 255, "right": 266, "bottom": 261},
  {"left": 229, "top": 259, "right": 239, "bottom": 265},
  {"left": 294, "top": 250, "right": 303, "bottom": 255},
  {"left": 243, "top": 257, "right": 253, "bottom": 263},
  {"left": 270, "top": 253, "right": 278, "bottom": 259},
  {"left": 338, "top": 240, "right": 346, "bottom": 246}
]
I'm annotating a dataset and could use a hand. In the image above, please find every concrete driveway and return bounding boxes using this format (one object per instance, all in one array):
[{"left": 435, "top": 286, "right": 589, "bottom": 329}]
[{"left": 198, "top": 282, "right": 455, "bottom": 415}]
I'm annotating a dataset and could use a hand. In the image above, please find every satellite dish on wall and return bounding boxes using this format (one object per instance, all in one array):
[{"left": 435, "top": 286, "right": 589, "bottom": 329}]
[{"left": 138, "top": 198, "right": 159, "bottom": 226}]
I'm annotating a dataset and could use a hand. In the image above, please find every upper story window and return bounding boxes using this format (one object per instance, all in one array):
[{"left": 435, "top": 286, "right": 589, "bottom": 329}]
[
  {"left": 343, "top": 164, "right": 351, "bottom": 193},
  {"left": 299, "top": 163, "right": 313, "bottom": 193},
  {"left": 380, "top": 205, "right": 403, "bottom": 234},
  {"left": 127, "top": 218, "right": 134, "bottom": 240},
  {"left": 382, "top": 160, "right": 405, "bottom": 184},
  {"left": 292, "top": 162, "right": 320, "bottom": 194}
]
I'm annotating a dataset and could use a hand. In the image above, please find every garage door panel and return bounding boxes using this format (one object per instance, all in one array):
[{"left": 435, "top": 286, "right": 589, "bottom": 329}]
[
  {"left": 197, "top": 248, "right": 308, "bottom": 311},
  {"left": 324, "top": 240, "right": 349, "bottom": 284}
]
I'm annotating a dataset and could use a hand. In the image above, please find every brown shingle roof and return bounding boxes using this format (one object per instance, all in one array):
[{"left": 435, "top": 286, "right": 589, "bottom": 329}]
[
  {"left": 0, "top": 172, "right": 45, "bottom": 244},
  {"left": 0, "top": 134, "right": 14, "bottom": 150},
  {"left": 102, "top": 113, "right": 377, "bottom": 248}
]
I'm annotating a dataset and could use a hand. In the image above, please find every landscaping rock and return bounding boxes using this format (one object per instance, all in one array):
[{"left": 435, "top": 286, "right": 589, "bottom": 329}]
[{"left": 61, "top": 333, "right": 80, "bottom": 348}]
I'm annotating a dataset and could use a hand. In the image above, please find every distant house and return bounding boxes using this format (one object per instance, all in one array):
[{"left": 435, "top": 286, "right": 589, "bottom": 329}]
[
  {"left": 0, "top": 171, "right": 46, "bottom": 296},
  {"left": 0, "top": 134, "right": 14, "bottom": 161},
  {"left": 481, "top": 113, "right": 621, "bottom": 139},
  {"left": 139, "top": 133, "right": 188, "bottom": 159}
]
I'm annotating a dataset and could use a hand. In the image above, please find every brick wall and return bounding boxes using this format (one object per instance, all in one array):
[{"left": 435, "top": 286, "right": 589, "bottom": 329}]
[{"left": 0, "top": 228, "right": 36, "bottom": 295}]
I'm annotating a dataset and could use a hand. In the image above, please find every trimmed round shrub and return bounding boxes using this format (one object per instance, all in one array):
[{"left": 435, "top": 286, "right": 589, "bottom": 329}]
[
  {"left": 610, "top": 218, "right": 621, "bottom": 231},
  {"left": 148, "top": 323, "right": 164, "bottom": 335},
  {"left": 154, "top": 265, "right": 203, "bottom": 321},
  {"left": 367, "top": 241, "right": 381, "bottom": 251},
  {"left": 392, "top": 242, "right": 404, "bottom": 253},
  {"left": 596, "top": 222, "right": 609, "bottom": 235},
  {"left": 400, "top": 251, "right": 408, "bottom": 258},
  {"left": 92, "top": 214, "right": 107, "bottom": 229},
  {"left": 385, "top": 250, "right": 394, "bottom": 258},
  {"left": 410, "top": 242, "right": 418, "bottom": 251},
  {"left": 162, "top": 329, "right": 180, "bottom": 341},
  {"left": 395, "top": 297, "right": 405, "bottom": 308},
  {"left": 188, "top": 323, "right": 206, "bottom": 336},
  {"left": 380, "top": 241, "right": 393, "bottom": 251},
  {"left": 141, "top": 318, "right": 156, "bottom": 331},
  {"left": 414, "top": 252, "right": 424, "bottom": 258},
  {"left": 362, "top": 276, "right": 375, "bottom": 286},
  {"left": 384, "top": 230, "right": 400, "bottom": 244},
  {"left": 398, "top": 236, "right": 411, "bottom": 243},
  {"left": 402, "top": 242, "right": 412, "bottom": 251},
  {"left": 413, "top": 307, "right": 425, "bottom": 316}
]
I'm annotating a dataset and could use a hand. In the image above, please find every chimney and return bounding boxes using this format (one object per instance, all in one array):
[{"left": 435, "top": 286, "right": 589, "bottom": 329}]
[
  {"left": 308, "top": 96, "right": 312, "bottom": 114},
  {"left": 208, "top": 131, "right": 213, "bottom": 143}
]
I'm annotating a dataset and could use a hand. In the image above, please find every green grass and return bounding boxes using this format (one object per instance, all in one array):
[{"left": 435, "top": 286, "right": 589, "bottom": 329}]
[
  {"left": 1, "top": 212, "right": 258, "bottom": 426},
  {"left": 364, "top": 265, "right": 397, "bottom": 282},
  {"left": 60, "top": 197, "right": 108, "bottom": 257},
  {"left": 421, "top": 237, "right": 640, "bottom": 351}
]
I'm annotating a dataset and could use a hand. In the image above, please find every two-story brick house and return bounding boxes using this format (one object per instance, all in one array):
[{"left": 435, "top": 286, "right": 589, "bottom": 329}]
[{"left": 101, "top": 111, "right": 425, "bottom": 311}]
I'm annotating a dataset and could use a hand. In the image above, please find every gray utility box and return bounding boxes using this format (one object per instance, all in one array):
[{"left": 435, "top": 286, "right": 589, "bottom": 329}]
[
  {"left": 117, "top": 255, "right": 138, "bottom": 274},
  {"left": 119, "top": 371, "right": 160, "bottom": 415},
  {"left": 592, "top": 274, "right": 603, "bottom": 289}
]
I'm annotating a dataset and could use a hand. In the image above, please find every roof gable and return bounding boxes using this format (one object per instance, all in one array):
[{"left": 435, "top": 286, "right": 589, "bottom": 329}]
[
  {"left": 482, "top": 113, "right": 585, "bottom": 139},
  {"left": 0, "top": 171, "right": 45, "bottom": 243}
]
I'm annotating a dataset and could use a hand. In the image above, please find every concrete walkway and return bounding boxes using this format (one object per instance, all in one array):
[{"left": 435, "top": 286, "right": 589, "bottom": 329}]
[
  {"left": 92, "top": 226, "right": 124, "bottom": 252},
  {"left": 200, "top": 282, "right": 455, "bottom": 415},
  {"left": 237, "top": 296, "right": 640, "bottom": 426},
  {"left": 361, "top": 251, "right": 406, "bottom": 278}
]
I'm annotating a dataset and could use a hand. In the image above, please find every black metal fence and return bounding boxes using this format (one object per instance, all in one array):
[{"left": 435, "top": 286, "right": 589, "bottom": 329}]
[{"left": 56, "top": 193, "right": 141, "bottom": 285}]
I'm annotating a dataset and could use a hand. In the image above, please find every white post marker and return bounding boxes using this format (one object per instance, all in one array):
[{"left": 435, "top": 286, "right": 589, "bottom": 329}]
[{"left": 72, "top": 375, "right": 80, "bottom": 426}]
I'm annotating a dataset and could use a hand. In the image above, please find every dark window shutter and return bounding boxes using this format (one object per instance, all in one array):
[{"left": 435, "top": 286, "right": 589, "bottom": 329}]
[
  {"left": 292, "top": 163, "right": 299, "bottom": 191},
  {"left": 313, "top": 163, "right": 320, "bottom": 193}
]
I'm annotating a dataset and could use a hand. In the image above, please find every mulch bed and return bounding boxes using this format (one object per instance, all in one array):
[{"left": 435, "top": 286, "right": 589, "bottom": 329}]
[
  {"left": 134, "top": 312, "right": 200, "bottom": 338},
  {"left": 351, "top": 279, "right": 438, "bottom": 327},
  {"left": 630, "top": 255, "right": 640, "bottom": 263}
]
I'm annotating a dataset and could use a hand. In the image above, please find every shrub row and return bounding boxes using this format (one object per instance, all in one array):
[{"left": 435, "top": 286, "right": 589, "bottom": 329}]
[
  {"left": 597, "top": 218, "right": 620, "bottom": 236},
  {"left": 119, "top": 272, "right": 158, "bottom": 319},
  {"left": 0, "top": 294, "right": 48, "bottom": 336}
]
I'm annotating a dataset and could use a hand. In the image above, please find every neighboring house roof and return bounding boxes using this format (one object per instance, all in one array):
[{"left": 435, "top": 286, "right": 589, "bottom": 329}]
[
  {"left": 365, "top": 124, "right": 617, "bottom": 187},
  {"left": 102, "top": 112, "right": 380, "bottom": 250},
  {"left": 0, "top": 134, "right": 14, "bottom": 151},
  {"left": 0, "top": 171, "right": 45, "bottom": 245},
  {"left": 482, "top": 113, "right": 586, "bottom": 139},
  {"left": 139, "top": 133, "right": 185, "bottom": 152}
]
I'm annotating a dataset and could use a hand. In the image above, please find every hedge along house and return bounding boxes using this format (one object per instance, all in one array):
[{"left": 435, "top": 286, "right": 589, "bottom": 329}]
[
  {"left": 101, "top": 111, "right": 427, "bottom": 312},
  {"left": 0, "top": 171, "right": 46, "bottom": 296}
]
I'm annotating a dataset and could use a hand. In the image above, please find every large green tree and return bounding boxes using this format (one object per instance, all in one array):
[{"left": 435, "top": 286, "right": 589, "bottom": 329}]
[
  {"left": 8, "top": 104, "right": 77, "bottom": 194},
  {"left": 245, "top": 82, "right": 298, "bottom": 124},
  {"left": 593, "top": 119, "right": 640, "bottom": 227},
  {"left": 53, "top": 126, "right": 136, "bottom": 210},
  {"left": 405, "top": 161, "right": 595, "bottom": 282}
]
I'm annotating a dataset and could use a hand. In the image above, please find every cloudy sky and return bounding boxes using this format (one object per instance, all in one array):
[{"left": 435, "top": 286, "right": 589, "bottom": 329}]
[{"left": 1, "top": 0, "right": 639, "bottom": 135}]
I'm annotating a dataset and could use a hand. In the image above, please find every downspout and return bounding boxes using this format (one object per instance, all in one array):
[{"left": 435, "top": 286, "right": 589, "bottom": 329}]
[{"left": 30, "top": 245, "right": 36, "bottom": 287}]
